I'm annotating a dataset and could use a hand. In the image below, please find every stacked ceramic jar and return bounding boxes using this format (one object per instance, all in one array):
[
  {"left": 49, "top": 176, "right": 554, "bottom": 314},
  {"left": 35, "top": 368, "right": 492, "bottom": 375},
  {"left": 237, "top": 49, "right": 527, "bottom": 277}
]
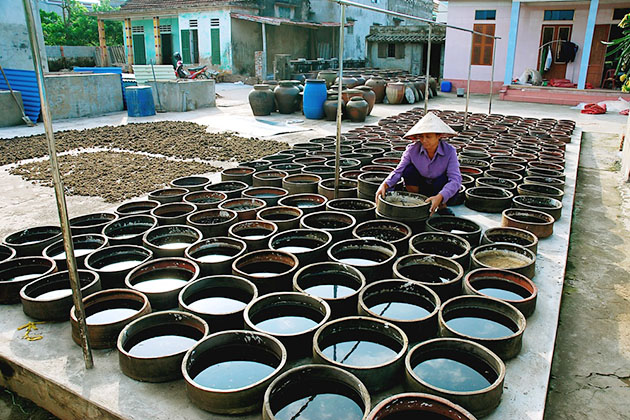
[{"left": 0, "top": 107, "right": 572, "bottom": 419}]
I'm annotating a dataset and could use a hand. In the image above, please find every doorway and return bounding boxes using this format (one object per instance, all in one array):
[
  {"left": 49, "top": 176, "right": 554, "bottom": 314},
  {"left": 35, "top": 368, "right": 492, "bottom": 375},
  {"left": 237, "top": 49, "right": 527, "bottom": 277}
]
[
  {"left": 132, "top": 33, "right": 146, "bottom": 65},
  {"left": 161, "top": 33, "right": 173, "bottom": 65},
  {"left": 538, "top": 24, "right": 572, "bottom": 80},
  {"left": 586, "top": 25, "right": 610, "bottom": 88}
]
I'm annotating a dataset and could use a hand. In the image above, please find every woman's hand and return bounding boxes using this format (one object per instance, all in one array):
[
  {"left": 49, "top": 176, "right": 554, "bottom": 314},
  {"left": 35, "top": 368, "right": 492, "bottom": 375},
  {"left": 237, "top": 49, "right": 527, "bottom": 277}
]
[
  {"left": 375, "top": 182, "right": 389, "bottom": 201},
  {"left": 425, "top": 194, "right": 444, "bottom": 214}
]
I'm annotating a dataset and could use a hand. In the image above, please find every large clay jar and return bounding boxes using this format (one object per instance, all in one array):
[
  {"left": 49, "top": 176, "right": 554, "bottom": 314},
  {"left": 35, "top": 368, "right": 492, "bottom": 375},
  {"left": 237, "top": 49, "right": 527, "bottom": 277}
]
[
  {"left": 323, "top": 95, "right": 344, "bottom": 121},
  {"left": 346, "top": 96, "right": 369, "bottom": 123},
  {"left": 275, "top": 80, "right": 300, "bottom": 114},
  {"left": 386, "top": 81, "right": 406, "bottom": 105},
  {"left": 335, "top": 76, "right": 358, "bottom": 88},
  {"left": 366, "top": 76, "right": 387, "bottom": 103},
  {"left": 429, "top": 77, "right": 438, "bottom": 96},
  {"left": 356, "top": 86, "right": 376, "bottom": 115},
  {"left": 248, "top": 84, "right": 275, "bottom": 116},
  {"left": 404, "top": 80, "right": 420, "bottom": 103},
  {"left": 341, "top": 88, "right": 363, "bottom": 103},
  {"left": 317, "top": 70, "right": 337, "bottom": 88},
  {"left": 354, "top": 74, "right": 366, "bottom": 87}
]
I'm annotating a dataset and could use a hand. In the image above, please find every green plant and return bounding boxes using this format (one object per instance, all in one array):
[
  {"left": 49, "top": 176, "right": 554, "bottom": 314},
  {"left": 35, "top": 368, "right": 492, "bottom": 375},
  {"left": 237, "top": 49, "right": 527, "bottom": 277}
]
[
  {"left": 39, "top": 0, "right": 123, "bottom": 46},
  {"left": 604, "top": 13, "right": 630, "bottom": 92}
]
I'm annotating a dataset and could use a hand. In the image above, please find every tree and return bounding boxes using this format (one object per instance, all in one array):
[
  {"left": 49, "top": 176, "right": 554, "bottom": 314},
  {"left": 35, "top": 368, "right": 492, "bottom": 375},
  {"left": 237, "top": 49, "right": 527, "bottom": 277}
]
[
  {"left": 605, "top": 13, "right": 630, "bottom": 92},
  {"left": 40, "top": 0, "right": 123, "bottom": 46}
]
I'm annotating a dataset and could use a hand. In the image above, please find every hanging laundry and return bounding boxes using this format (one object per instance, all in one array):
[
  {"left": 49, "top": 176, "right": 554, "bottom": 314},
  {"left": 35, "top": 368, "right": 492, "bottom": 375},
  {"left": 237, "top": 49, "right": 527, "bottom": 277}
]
[
  {"left": 544, "top": 47, "right": 553, "bottom": 72},
  {"left": 559, "top": 41, "right": 579, "bottom": 62}
]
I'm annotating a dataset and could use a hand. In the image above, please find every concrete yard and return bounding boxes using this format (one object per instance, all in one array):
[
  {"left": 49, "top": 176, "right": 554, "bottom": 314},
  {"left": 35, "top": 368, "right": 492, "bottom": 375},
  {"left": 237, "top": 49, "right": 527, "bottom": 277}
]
[{"left": 0, "top": 85, "right": 629, "bottom": 419}]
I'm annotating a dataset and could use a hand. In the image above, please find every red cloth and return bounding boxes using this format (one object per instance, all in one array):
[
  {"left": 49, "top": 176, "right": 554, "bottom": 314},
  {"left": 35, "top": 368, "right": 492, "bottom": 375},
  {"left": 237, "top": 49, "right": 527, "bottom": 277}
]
[
  {"left": 581, "top": 103, "right": 607, "bottom": 114},
  {"left": 549, "top": 79, "right": 577, "bottom": 88},
  {"left": 620, "top": 109, "right": 629, "bottom": 116}
]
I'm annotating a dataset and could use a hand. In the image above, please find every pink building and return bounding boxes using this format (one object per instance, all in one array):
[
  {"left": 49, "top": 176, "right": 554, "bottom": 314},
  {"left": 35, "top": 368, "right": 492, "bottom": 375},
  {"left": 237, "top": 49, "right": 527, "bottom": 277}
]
[{"left": 443, "top": 0, "right": 629, "bottom": 103}]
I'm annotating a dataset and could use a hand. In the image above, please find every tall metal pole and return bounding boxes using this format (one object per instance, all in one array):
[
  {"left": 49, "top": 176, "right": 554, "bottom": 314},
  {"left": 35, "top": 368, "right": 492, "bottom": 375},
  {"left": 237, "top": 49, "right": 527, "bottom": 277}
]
[
  {"left": 334, "top": 5, "right": 346, "bottom": 199},
  {"left": 22, "top": 0, "right": 93, "bottom": 369},
  {"left": 463, "top": 35, "right": 474, "bottom": 131},
  {"left": 262, "top": 23, "right": 267, "bottom": 81},
  {"left": 488, "top": 37, "right": 497, "bottom": 115},
  {"left": 424, "top": 24, "right": 432, "bottom": 114}
]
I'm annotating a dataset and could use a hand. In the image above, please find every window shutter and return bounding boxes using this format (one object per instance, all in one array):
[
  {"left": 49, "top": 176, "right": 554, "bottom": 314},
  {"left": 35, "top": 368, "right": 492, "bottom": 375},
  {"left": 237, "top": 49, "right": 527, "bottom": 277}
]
[
  {"left": 378, "top": 43, "right": 387, "bottom": 58},
  {"left": 395, "top": 43, "right": 405, "bottom": 59},
  {"left": 181, "top": 29, "right": 191, "bottom": 63},
  {"left": 472, "top": 24, "right": 495, "bottom": 65},
  {"left": 211, "top": 28, "right": 221, "bottom": 65}
]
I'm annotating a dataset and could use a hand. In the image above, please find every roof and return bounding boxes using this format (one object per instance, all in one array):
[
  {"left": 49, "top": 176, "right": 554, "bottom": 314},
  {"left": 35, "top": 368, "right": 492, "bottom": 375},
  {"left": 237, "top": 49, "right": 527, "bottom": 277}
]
[
  {"left": 231, "top": 12, "right": 352, "bottom": 28},
  {"left": 366, "top": 32, "right": 445, "bottom": 43},
  {"left": 118, "top": 0, "right": 245, "bottom": 11},
  {"left": 96, "top": 0, "right": 257, "bottom": 17}
]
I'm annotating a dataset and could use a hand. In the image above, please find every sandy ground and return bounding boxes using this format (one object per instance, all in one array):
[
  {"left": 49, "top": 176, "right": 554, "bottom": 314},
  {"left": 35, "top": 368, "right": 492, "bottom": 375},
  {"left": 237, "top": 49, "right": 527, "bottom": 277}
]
[{"left": 1, "top": 84, "right": 629, "bottom": 419}]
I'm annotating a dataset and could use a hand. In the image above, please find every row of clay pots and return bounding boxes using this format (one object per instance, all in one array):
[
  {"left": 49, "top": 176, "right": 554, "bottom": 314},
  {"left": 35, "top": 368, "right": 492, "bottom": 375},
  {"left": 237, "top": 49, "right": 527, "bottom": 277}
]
[{"left": 248, "top": 81, "right": 303, "bottom": 116}]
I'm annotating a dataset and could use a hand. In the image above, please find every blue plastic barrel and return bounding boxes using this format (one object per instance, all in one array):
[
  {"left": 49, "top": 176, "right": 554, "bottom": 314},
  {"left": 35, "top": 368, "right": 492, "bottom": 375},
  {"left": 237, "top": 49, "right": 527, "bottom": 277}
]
[
  {"left": 303, "top": 79, "right": 327, "bottom": 119},
  {"left": 126, "top": 86, "right": 156, "bottom": 117},
  {"left": 440, "top": 80, "right": 452, "bottom": 93}
]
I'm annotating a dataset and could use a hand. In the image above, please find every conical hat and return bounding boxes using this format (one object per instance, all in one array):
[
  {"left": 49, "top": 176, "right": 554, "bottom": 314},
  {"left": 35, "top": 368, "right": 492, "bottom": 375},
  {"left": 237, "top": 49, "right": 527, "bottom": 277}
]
[{"left": 403, "top": 112, "right": 457, "bottom": 138}]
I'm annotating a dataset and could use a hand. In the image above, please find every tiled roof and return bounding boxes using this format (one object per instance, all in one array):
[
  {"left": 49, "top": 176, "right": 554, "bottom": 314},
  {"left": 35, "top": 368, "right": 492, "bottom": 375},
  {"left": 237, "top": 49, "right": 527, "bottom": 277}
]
[
  {"left": 366, "top": 32, "right": 445, "bottom": 43},
  {"left": 118, "top": 0, "right": 249, "bottom": 11}
]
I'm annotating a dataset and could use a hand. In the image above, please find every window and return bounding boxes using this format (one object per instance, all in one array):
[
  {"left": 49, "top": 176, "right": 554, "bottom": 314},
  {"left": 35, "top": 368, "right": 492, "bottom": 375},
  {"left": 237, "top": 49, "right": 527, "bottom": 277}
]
[
  {"left": 210, "top": 18, "right": 220, "bottom": 27},
  {"left": 377, "top": 43, "right": 404, "bottom": 59},
  {"left": 158, "top": 24, "right": 171, "bottom": 33},
  {"left": 275, "top": 4, "right": 294, "bottom": 19},
  {"left": 472, "top": 23, "right": 495, "bottom": 66},
  {"left": 613, "top": 8, "right": 630, "bottom": 20},
  {"left": 189, "top": 19, "right": 198, "bottom": 28},
  {"left": 475, "top": 10, "right": 496, "bottom": 20},
  {"left": 544, "top": 10, "right": 574, "bottom": 21},
  {"left": 132, "top": 25, "right": 144, "bottom": 33}
]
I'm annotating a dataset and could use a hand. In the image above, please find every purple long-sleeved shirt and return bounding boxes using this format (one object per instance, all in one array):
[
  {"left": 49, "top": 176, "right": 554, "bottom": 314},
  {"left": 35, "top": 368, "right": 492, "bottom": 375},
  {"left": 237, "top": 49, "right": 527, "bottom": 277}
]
[{"left": 383, "top": 140, "right": 462, "bottom": 202}]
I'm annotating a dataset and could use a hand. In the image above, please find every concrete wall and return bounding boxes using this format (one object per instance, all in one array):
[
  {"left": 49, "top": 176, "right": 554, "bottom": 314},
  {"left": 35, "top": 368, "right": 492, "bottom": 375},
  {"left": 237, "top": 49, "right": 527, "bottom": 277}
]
[
  {"left": 0, "top": 91, "right": 25, "bottom": 127},
  {"left": 44, "top": 73, "right": 123, "bottom": 120},
  {"left": 0, "top": 0, "right": 47, "bottom": 72},
  {"left": 443, "top": 0, "right": 511, "bottom": 87},
  {"left": 231, "top": 19, "right": 262, "bottom": 76},
  {"left": 146, "top": 79, "right": 216, "bottom": 112},
  {"left": 178, "top": 10, "right": 233, "bottom": 71},
  {"left": 265, "top": 24, "right": 311, "bottom": 69},
  {"left": 310, "top": 0, "right": 432, "bottom": 60},
  {"left": 368, "top": 42, "right": 424, "bottom": 75}
]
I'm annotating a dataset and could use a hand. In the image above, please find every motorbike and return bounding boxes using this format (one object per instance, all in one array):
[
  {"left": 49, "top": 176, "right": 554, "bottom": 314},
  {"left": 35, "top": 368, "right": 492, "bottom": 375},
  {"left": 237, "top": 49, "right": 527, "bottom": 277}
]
[{"left": 173, "top": 52, "right": 215, "bottom": 79}]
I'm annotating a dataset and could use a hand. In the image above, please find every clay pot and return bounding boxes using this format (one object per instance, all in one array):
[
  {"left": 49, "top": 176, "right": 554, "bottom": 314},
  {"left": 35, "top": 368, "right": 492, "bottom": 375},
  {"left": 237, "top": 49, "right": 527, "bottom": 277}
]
[
  {"left": 274, "top": 81, "right": 300, "bottom": 114},
  {"left": 341, "top": 88, "right": 363, "bottom": 104},
  {"left": 317, "top": 70, "right": 337, "bottom": 88},
  {"left": 323, "top": 95, "right": 343, "bottom": 121},
  {"left": 366, "top": 76, "right": 387, "bottom": 103},
  {"left": 385, "top": 81, "right": 406, "bottom": 104},
  {"left": 346, "top": 97, "right": 369, "bottom": 123},
  {"left": 335, "top": 76, "right": 358, "bottom": 88},
  {"left": 248, "top": 84, "right": 275, "bottom": 116},
  {"left": 356, "top": 86, "right": 376, "bottom": 115}
]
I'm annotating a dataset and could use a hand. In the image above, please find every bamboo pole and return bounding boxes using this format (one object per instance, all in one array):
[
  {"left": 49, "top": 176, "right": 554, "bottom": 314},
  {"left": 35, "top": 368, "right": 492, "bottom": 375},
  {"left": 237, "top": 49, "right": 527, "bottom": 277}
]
[
  {"left": 22, "top": 0, "right": 93, "bottom": 369},
  {"left": 334, "top": 5, "right": 346, "bottom": 199}
]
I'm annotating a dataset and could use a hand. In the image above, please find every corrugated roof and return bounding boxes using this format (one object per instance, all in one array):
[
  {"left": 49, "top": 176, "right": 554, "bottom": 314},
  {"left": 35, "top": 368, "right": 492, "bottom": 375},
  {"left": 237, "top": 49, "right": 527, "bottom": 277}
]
[
  {"left": 0, "top": 68, "right": 40, "bottom": 122},
  {"left": 230, "top": 12, "right": 350, "bottom": 28},
  {"left": 366, "top": 33, "right": 445, "bottom": 43}
]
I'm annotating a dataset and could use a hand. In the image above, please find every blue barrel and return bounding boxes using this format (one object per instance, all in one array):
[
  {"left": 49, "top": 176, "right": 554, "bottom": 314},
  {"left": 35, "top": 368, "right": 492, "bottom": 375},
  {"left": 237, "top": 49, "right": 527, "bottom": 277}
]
[
  {"left": 440, "top": 80, "right": 452, "bottom": 93},
  {"left": 126, "top": 86, "right": 156, "bottom": 117},
  {"left": 303, "top": 79, "right": 327, "bottom": 119}
]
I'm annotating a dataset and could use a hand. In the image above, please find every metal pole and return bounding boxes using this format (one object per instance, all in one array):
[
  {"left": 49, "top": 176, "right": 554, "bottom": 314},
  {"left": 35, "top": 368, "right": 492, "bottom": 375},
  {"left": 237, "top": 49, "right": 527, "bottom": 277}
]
[
  {"left": 22, "top": 0, "right": 93, "bottom": 369},
  {"left": 334, "top": 5, "right": 346, "bottom": 199},
  {"left": 463, "top": 35, "right": 474, "bottom": 131},
  {"left": 329, "top": 0, "right": 500, "bottom": 40},
  {"left": 424, "top": 24, "right": 432, "bottom": 114},
  {"left": 488, "top": 37, "right": 497, "bottom": 115},
  {"left": 262, "top": 23, "right": 267, "bottom": 81}
]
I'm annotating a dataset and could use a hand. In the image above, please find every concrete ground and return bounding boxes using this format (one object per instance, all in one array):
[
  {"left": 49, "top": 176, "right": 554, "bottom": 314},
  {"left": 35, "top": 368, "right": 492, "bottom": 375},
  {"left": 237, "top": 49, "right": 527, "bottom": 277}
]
[{"left": 0, "top": 85, "right": 629, "bottom": 419}]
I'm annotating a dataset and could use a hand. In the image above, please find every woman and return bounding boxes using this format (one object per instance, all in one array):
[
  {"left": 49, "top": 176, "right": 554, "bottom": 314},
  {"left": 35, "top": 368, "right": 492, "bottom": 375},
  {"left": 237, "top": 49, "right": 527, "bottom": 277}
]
[{"left": 375, "top": 112, "right": 462, "bottom": 215}]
